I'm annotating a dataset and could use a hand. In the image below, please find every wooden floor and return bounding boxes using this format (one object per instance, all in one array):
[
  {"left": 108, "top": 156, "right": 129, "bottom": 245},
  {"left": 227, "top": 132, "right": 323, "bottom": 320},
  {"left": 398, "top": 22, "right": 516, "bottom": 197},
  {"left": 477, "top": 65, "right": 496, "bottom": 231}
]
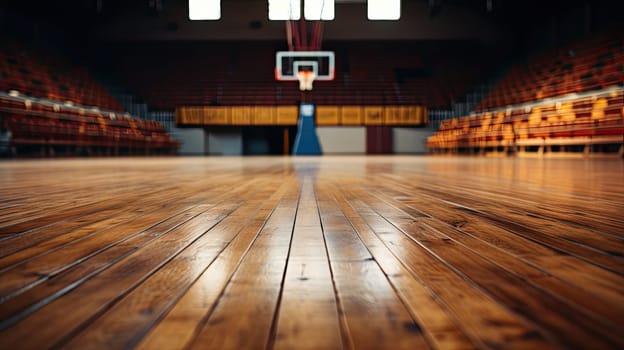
[{"left": 0, "top": 156, "right": 622, "bottom": 349}]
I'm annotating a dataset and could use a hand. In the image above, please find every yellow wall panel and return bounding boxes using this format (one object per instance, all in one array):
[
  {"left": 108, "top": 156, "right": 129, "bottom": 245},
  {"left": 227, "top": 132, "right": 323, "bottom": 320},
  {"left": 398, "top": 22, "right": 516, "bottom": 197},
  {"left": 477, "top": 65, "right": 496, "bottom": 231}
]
[
  {"left": 316, "top": 106, "right": 340, "bottom": 126},
  {"left": 253, "top": 106, "right": 277, "bottom": 125},
  {"left": 187, "top": 107, "right": 202, "bottom": 125},
  {"left": 400, "top": 106, "right": 412, "bottom": 124},
  {"left": 390, "top": 106, "right": 423, "bottom": 125},
  {"left": 176, "top": 108, "right": 188, "bottom": 124},
  {"left": 231, "top": 107, "right": 253, "bottom": 125},
  {"left": 340, "top": 106, "right": 363, "bottom": 125},
  {"left": 406, "top": 106, "right": 420, "bottom": 125},
  {"left": 202, "top": 107, "right": 230, "bottom": 125},
  {"left": 174, "top": 109, "right": 183, "bottom": 124},
  {"left": 402, "top": 106, "right": 413, "bottom": 124},
  {"left": 275, "top": 106, "right": 298, "bottom": 125},
  {"left": 364, "top": 106, "right": 384, "bottom": 125},
  {"left": 383, "top": 106, "right": 401, "bottom": 125},
  {"left": 176, "top": 105, "right": 427, "bottom": 126}
]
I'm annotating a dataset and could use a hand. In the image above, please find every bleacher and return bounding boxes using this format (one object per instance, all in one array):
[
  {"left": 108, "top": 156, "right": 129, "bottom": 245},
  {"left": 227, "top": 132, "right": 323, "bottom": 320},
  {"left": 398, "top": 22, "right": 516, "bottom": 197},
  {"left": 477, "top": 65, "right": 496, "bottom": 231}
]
[
  {"left": 111, "top": 42, "right": 478, "bottom": 110},
  {"left": 428, "top": 33, "right": 624, "bottom": 156},
  {"left": 427, "top": 89, "right": 623, "bottom": 155},
  {"left": 0, "top": 94, "right": 179, "bottom": 156},
  {"left": 0, "top": 41, "right": 179, "bottom": 156},
  {"left": 476, "top": 32, "right": 623, "bottom": 111},
  {"left": 0, "top": 41, "right": 124, "bottom": 111}
]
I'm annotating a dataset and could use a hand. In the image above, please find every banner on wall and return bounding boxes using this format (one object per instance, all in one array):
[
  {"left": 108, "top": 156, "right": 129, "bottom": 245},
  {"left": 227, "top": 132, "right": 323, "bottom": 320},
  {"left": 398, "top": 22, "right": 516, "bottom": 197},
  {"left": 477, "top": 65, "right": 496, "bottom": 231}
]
[
  {"left": 276, "top": 106, "right": 299, "bottom": 125},
  {"left": 316, "top": 106, "right": 340, "bottom": 125},
  {"left": 175, "top": 105, "right": 427, "bottom": 126},
  {"left": 340, "top": 106, "right": 363, "bottom": 125},
  {"left": 253, "top": 106, "right": 276, "bottom": 125},
  {"left": 203, "top": 107, "right": 230, "bottom": 125},
  {"left": 231, "top": 106, "right": 253, "bottom": 125},
  {"left": 363, "top": 106, "right": 384, "bottom": 125}
]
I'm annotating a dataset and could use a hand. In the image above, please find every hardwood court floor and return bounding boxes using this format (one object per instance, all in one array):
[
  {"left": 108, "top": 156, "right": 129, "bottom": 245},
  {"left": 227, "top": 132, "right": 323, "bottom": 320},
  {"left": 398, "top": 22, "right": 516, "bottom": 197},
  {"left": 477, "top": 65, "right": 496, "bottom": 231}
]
[{"left": 0, "top": 156, "right": 622, "bottom": 349}]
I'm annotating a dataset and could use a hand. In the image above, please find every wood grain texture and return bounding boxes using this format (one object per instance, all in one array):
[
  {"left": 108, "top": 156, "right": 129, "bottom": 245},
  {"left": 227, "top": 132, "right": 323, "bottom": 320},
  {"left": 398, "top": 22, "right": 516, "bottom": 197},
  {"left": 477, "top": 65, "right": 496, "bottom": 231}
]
[
  {"left": 272, "top": 178, "right": 344, "bottom": 350},
  {"left": 0, "top": 156, "right": 622, "bottom": 349}
]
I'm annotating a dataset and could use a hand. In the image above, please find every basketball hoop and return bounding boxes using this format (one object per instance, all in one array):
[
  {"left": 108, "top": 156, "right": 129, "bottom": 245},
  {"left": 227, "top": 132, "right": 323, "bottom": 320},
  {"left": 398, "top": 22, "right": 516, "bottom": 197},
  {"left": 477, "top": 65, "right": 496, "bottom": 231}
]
[
  {"left": 275, "top": 4, "right": 333, "bottom": 93},
  {"left": 297, "top": 71, "right": 315, "bottom": 91}
]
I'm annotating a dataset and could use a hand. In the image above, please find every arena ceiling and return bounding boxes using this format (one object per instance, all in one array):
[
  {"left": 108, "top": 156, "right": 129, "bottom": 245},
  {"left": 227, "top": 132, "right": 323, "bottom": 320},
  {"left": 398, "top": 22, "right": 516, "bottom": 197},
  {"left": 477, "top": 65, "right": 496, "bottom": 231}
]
[
  {"left": 1, "top": 0, "right": 621, "bottom": 43},
  {"left": 1, "top": 0, "right": 603, "bottom": 25}
]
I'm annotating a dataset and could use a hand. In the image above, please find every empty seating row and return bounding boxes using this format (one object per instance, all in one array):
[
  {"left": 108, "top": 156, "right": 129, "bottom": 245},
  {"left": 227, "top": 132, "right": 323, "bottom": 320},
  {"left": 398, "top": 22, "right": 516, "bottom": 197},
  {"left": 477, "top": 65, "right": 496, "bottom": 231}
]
[
  {"left": 477, "top": 32, "right": 624, "bottom": 111},
  {"left": 0, "top": 95, "right": 179, "bottom": 155},
  {"left": 110, "top": 42, "right": 478, "bottom": 110},
  {"left": 0, "top": 41, "right": 124, "bottom": 111},
  {"left": 427, "top": 89, "right": 623, "bottom": 154},
  {"left": 127, "top": 77, "right": 458, "bottom": 110}
]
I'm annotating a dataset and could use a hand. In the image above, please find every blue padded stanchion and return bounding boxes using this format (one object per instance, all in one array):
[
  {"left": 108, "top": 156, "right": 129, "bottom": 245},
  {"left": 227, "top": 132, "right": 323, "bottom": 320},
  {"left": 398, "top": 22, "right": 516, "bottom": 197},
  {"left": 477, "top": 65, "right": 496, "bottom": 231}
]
[{"left": 293, "top": 103, "right": 322, "bottom": 155}]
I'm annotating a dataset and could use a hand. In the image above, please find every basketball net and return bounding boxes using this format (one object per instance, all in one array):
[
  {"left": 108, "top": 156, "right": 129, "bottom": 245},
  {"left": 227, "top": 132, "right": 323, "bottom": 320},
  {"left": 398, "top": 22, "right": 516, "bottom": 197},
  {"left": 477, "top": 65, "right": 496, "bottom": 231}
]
[{"left": 297, "top": 71, "right": 315, "bottom": 91}]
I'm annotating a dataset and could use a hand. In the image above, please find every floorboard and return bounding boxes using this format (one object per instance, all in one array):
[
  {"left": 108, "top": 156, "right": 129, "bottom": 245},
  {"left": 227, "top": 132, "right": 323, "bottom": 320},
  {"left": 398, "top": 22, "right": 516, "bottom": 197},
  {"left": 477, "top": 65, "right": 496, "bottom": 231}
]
[{"left": 0, "top": 156, "right": 622, "bottom": 349}]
